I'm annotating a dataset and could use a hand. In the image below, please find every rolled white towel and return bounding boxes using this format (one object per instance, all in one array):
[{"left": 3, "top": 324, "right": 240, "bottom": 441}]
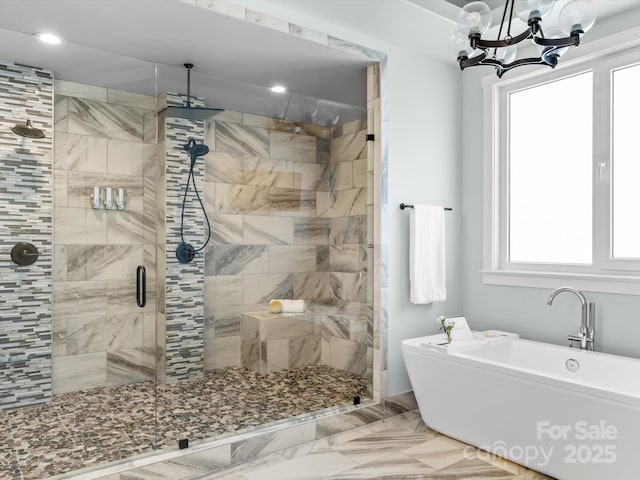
[{"left": 269, "top": 299, "right": 306, "bottom": 313}]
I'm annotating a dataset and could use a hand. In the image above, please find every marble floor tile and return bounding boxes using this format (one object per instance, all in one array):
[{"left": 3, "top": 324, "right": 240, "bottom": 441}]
[
  {"left": 327, "top": 452, "right": 436, "bottom": 479},
  {"left": 330, "top": 426, "right": 433, "bottom": 465},
  {"left": 403, "top": 435, "right": 471, "bottom": 470},
  {"left": 424, "top": 456, "right": 515, "bottom": 480},
  {"left": 243, "top": 451, "right": 357, "bottom": 480}
]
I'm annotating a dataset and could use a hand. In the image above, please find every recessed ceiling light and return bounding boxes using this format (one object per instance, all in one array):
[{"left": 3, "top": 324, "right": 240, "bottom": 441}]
[
  {"left": 34, "top": 32, "right": 63, "bottom": 45},
  {"left": 270, "top": 85, "right": 287, "bottom": 94}
]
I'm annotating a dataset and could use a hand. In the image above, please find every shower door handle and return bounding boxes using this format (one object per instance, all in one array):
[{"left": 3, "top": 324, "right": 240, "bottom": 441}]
[{"left": 136, "top": 265, "right": 146, "bottom": 308}]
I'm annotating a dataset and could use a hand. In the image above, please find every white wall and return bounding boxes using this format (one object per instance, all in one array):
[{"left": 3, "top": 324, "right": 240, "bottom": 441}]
[
  {"left": 232, "top": 0, "right": 463, "bottom": 394},
  {"left": 462, "top": 7, "right": 640, "bottom": 360}
]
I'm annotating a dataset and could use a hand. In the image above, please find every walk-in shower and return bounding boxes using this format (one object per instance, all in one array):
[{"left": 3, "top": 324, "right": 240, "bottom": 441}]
[{"left": 0, "top": 3, "right": 376, "bottom": 479}]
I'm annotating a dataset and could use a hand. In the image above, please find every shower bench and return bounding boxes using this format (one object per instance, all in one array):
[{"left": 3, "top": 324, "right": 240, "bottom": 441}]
[{"left": 240, "top": 311, "right": 320, "bottom": 374}]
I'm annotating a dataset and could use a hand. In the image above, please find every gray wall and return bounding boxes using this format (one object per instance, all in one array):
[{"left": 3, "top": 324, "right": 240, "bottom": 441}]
[{"left": 462, "top": 8, "right": 640, "bottom": 361}]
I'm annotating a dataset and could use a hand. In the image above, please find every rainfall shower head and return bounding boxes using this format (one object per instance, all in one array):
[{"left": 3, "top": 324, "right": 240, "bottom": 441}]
[
  {"left": 158, "top": 63, "right": 224, "bottom": 121},
  {"left": 12, "top": 119, "right": 45, "bottom": 139}
]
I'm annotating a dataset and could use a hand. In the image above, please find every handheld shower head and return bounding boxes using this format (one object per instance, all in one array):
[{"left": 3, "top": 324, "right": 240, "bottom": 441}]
[{"left": 184, "top": 139, "right": 209, "bottom": 159}]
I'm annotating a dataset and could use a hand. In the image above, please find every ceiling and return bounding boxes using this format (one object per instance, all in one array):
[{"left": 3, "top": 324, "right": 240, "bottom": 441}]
[
  {"left": 408, "top": 0, "right": 640, "bottom": 28},
  {"left": 0, "top": 0, "right": 371, "bottom": 124}
]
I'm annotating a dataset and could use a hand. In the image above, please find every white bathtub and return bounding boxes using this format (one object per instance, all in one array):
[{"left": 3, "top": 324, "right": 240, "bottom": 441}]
[{"left": 401, "top": 337, "right": 640, "bottom": 480}]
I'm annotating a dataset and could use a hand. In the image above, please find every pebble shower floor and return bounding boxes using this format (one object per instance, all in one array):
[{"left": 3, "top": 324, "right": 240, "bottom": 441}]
[{"left": 0, "top": 365, "right": 367, "bottom": 479}]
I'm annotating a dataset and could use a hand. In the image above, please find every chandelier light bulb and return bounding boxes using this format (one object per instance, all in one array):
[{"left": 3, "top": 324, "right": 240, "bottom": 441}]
[
  {"left": 496, "top": 45, "right": 518, "bottom": 64},
  {"left": 457, "top": 1, "right": 493, "bottom": 35},
  {"left": 450, "top": 30, "right": 474, "bottom": 59},
  {"left": 559, "top": 0, "right": 597, "bottom": 35},
  {"left": 514, "top": 0, "right": 554, "bottom": 22}
]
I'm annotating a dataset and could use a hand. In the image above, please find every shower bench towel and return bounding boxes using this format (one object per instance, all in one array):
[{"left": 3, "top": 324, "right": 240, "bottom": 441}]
[{"left": 409, "top": 204, "right": 446, "bottom": 304}]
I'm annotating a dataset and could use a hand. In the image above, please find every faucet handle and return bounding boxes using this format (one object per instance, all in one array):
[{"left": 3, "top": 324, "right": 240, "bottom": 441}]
[
  {"left": 587, "top": 302, "right": 596, "bottom": 350},
  {"left": 568, "top": 334, "right": 583, "bottom": 348}
]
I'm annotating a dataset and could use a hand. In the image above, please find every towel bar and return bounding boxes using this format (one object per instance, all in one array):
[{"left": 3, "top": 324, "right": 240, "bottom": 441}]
[{"left": 400, "top": 203, "right": 452, "bottom": 211}]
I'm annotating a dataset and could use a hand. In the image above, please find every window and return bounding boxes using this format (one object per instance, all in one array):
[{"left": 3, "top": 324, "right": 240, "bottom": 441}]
[{"left": 483, "top": 46, "right": 640, "bottom": 294}]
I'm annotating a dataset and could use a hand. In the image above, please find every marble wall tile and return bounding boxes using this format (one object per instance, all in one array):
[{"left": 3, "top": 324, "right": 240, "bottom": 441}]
[
  {"left": 106, "top": 347, "right": 155, "bottom": 386},
  {"left": 246, "top": 9, "right": 290, "bottom": 33},
  {"left": 316, "top": 245, "right": 329, "bottom": 272},
  {"left": 214, "top": 245, "right": 268, "bottom": 275},
  {"left": 330, "top": 245, "right": 366, "bottom": 273},
  {"left": 269, "top": 245, "right": 316, "bottom": 273},
  {"left": 53, "top": 281, "right": 108, "bottom": 320},
  {"left": 107, "top": 278, "right": 156, "bottom": 314},
  {"left": 329, "top": 338, "right": 367, "bottom": 377},
  {"left": 206, "top": 304, "right": 263, "bottom": 338},
  {"left": 342, "top": 118, "right": 367, "bottom": 136},
  {"left": 270, "top": 188, "right": 316, "bottom": 217},
  {"left": 212, "top": 214, "right": 244, "bottom": 244},
  {"left": 215, "top": 183, "right": 269, "bottom": 214},
  {"left": 293, "top": 218, "right": 330, "bottom": 245},
  {"left": 317, "top": 188, "right": 366, "bottom": 218},
  {"left": 353, "top": 159, "right": 367, "bottom": 189},
  {"left": 244, "top": 215, "right": 293, "bottom": 245},
  {"left": 107, "top": 89, "right": 156, "bottom": 110},
  {"left": 216, "top": 121, "right": 269, "bottom": 157},
  {"left": 107, "top": 209, "right": 145, "bottom": 244},
  {"left": 266, "top": 338, "right": 289, "bottom": 372},
  {"left": 241, "top": 315, "right": 260, "bottom": 372},
  {"left": 205, "top": 335, "right": 241, "bottom": 370},
  {"left": 63, "top": 244, "right": 143, "bottom": 281},
  {"left": 195, "top": 0, "right": 246, "bottom": 18},
  {"left": 67, "top": 97, "right": 144, "bottom": 142},
  {"left": 205, "top": 275, "right": 243, "bottom": 306},
  {"left": 258, "top": 314, "right": 315, "bottom": 341},
  {"left": 244, "top": 156, "right": 293, "bottom": 188},
  {"left": 329, "top": 216, "right": 367, "bottom": 245},
  {"left": 206, "top": 151, "right": 244, "bottom": 184},
  {"left": 293, "top": 272, "right": 330, "bottom": 303},
  {"left": 289, "top": 24, "right": 329, "bottom": 45},
  {"left": 322, "top": 315, "right": 351, "bottom": 341},
  {"left": 143, "top": 111, "right": 157, "bottom": 144},
  {"left": 331, "top": 161, "right": 353, "bottom": 191},
  {"left": 331, "top": 130, "right": 366, "bottom": 163},
  {"left": 54, "top": 169, "right": 68, "bottom": 207},
  {"left": 293, "top": 163, "right": 329, "bottom": 192},
  {"left": 54, "top": 132, "right": 108, "bottom": 172},
  {"left": 270, "top": 131, "right": 316, "bottom": 163},
  {"left": 317, "top": 138, "right": 331, "bottom": 164},
  {"left": 289, "top": 334, "right": 320, "bottom": 369},
  {"left": 54, "top": 79, "right": 107, "bottom": 101},
  {"left": 243, "top": 273, "right": 293, "bottom": 304},
  {"left": 52, "top": 352, "right": 106, "bottom": 394},
  {"left": 55, "top": 95, "right": 68, "bottom": 132},
  {"left": 107, "top": 139, "right": 155, "bottom": 176},
  {"left": 343, "top": 272, "right": 367, "bottom": 304},
  {"left": 213, "top": 110, "right": 244, "bottom": 123},
  {"left": 329, "top": 272, "right": 343, "bottom": 302}
]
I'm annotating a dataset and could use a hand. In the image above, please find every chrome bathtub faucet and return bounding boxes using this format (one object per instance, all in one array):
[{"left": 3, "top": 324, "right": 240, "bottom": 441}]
[{"left": 546, "top": 287, "right": 595, "bottom": 351}]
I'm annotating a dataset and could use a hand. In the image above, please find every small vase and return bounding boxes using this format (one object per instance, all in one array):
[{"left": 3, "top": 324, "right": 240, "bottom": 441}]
[{"left": 446, "top": 331, "right": 453, "bottom": 343}]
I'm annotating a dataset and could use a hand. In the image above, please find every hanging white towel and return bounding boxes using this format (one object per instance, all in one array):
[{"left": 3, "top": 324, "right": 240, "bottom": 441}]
[{"left": 409, "top": 205, "right": 446, "bottom": 304}]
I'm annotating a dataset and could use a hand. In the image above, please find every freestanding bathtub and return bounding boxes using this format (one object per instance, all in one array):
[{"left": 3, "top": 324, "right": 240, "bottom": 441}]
[{"left": 401, "top": 336, "right": 640, "bottom": 480}]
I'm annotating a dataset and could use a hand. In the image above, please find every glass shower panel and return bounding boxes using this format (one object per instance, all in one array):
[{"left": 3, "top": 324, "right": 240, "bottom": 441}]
[
  {"left": 0, "top": 29, "right": 158, "bottom": 479},
  {"left": 153, "top": 64, "right": 371, "bottom": 450}
]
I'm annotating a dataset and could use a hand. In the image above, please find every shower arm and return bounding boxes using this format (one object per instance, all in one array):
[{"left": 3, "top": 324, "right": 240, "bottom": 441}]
[{"left": 185, "top": 63, "right": 193, "bottom": 108}]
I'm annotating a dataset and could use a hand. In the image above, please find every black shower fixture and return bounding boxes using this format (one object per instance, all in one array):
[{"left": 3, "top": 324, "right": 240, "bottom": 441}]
[{"left": 176, "top": 138, "right": 211, "bottom": 264}]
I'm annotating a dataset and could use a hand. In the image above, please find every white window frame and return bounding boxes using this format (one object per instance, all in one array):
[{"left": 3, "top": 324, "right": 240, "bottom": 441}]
[{"left": 482, "top": 27, "right": 640, "bottom": 295}]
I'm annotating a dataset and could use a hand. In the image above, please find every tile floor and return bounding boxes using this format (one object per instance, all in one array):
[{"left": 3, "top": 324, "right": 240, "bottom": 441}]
[
  {"left": 96, "top": 410, "right": 554, "bottom": 480},
  {"left": 0, "top": 365, "right": 366, "bottom": 480}
]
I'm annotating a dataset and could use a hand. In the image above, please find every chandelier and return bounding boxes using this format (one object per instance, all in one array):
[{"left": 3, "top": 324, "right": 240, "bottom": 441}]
[{"left": 451, "top": 0, "right": 596, "bottom": 78}]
